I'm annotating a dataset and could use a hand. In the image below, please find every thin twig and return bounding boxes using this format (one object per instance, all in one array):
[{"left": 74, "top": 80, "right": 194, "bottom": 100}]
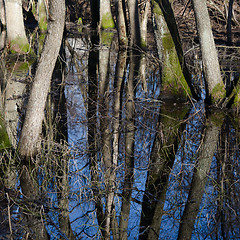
[{"left": 6, "top": 193, "right": 13, "bottom": 240}]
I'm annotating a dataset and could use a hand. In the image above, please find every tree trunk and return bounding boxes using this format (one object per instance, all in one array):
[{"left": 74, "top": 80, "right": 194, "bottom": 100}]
[
  {"left": 18, "top": 0, "right": 65, "bottom": 158},
  {"left": 38, "top": 0, "right": 48, "bottom": 32},
  {"left": 5, "top": 0, "right": 29, "bottom": 53},
  {"left": 127, "top": 0, "right": 141, "bottom": 47},
  {"left": 140, "top": 0, "right": 150, "bottom": 47},
  {"left": 227, "top": 0, "right": 234, "bottom": 45},
  {"left": 111, "top": 49, "right": 126, "bottom": 239},
  {"left": 140, "top": 103, "right": 189, "bottom": 239},
  {"left": 116, "top": 0, "right": 128, "bottom": 46},
  {"left": 119, "top": 50, "right": 140, "bottom": 240},
  {"left": 177, "top": 113, "right": 224, "bottom": 240},
  {"left": 0, "top": 0, "right": 6, "bottom": 26},
  {"left": 99, "top": 36, "right": 112, "bottom": 239},
  {"left": 192, "top": 0, "right": 225, "bottom": 104},
  {"left": 154, "top": 0, "right": 199, "bottom": 100},
  {"left": 100, "top": 0, "right": 114, "bottom": 29},
  {"left": 90, "top": 0, "right": 100, "bottom": 28}
]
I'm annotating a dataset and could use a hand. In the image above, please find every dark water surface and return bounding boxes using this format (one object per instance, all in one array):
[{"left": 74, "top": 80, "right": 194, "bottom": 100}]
[{"left": 0, "top": 30, "right": 240, "bottom": 239}]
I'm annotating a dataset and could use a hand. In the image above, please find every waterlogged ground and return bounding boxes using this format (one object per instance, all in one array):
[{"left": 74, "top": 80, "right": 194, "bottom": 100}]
[{"left": 0, "top": 30, "right": 240, "bottom": 239}]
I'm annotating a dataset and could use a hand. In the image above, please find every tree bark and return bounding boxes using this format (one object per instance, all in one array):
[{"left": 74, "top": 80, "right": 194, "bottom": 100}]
[
  {"left": 116, "top": 0, "right": 128, "bottom": 46},
  {"left": 140, "top": 0, "right": 150, "bottom": 47},
  {"left": 154, "top": 0, "right": 199, "bottom": 100},
  {"left": 119, "top": 50, "right": 140, "bottom": 240},
  {"left": 140, "top": 103, "right": 189, "bottom": 239},
  {"left": 192, "top": 0, "right": 225, "bottom": 104},
  {"left": 18, "top": 0, "right": 65, "bottom": 158},
  {"left": 177, "top": 113, "right": 224, "bottom": 240},
  {"left": 100, "top": 0, "right": 114, "bottom": 29},
  {"left": 227, "top": 0, "right": 234, "bottom": 45},
  {"left": 90, "top": 0, "right": 100, "bottom": 28},
  {"left": 38, "top": 0, "right": 48, "bottom": 32},
  {"left": 127, "top": 0, "right": 141, "bottom": 47},
  {"left": 99, "top": 38, "right": 112, "bottom": 239},
  {"left": 5, "top": 0, "right": 29, "bottom": 53},
  {"left": 0, "top": 0, "right": 6, "bottom": 26}
]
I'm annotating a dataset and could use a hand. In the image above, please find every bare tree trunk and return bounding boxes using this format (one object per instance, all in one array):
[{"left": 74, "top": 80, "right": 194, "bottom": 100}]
[
  {"left": 119, "top": 50, "right": 140, "bottom": 240},
  {"left": 192, "top": 0, "right": 225, "bottom": 104},
  {"left": 5, "top": 0, "right": 29, "bottom": 53},
  {"left": 116, "top": 0, "right": 128, "bottom": 46},
  {"left": 111, "top": 49, "right": 127, "bottom": 239},
  {"left": 0, "top": 30, "right": 6, "bottom": 49},
  {"left": 90, "top": 0, "right": 100, "bottom": 28},
  {"left": 177, "top": 113, "right": 224, "bottom": 240},
  {"left": 0, "top": 0, "right": 6, "bottom": 26},
  {"left": 227, "top": 0, "right": 234, "bottom": 45},
  {"left": 140, "top": 0, "right": 150, "bottom": 47},
  {"left": 18, "top": 0, "right": 65, "bottom": 158},
  {"left": 140, "top": 103, "right": 189, "bottom": 239},
  {"left": 127, "top": 0, "right": 141, "bottom": 47},
  {"left": 99, "top": 37, "right": 112, "bottom": 239}
]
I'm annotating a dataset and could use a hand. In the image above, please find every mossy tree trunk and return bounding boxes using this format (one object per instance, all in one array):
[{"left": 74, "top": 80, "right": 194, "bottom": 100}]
[
  {"left": 152, "top": 1, "right": 192, "bottom": 100},
  {"left": 38, "top": 0, "right": 48, "bottom": 32},
  {"left": 153, "top": 0, "right": 199, "bottom": 100},
  {"left": 5, "top": 0, "right": 29, "bottom": 53},
  {"left": 100, "top": 0, "right": 115, "bottom": 29}
]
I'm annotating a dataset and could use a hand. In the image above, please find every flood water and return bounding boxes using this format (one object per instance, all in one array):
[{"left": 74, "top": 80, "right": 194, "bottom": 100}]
[{"left": 0, "top": 28, "right": 240, "bottom": 240}]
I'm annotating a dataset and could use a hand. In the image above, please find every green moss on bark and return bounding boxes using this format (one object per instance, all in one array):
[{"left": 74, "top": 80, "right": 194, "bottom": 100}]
[
  {"left": 101, "top": 12, "right": 115, "bottom": 29},
  {"left": 211, "top": 82, "right": 226, "bottom": 104},
  {"left": 161, "top": 32, "right": 191, "bottom": 99},
  {"left": 38, "top": 1, "right": 48, "bottom": 32},
  {"left": 39, "top": 17, "right": 48, "bottom": 32},
  {"left": 209, "top": 111, "right": 225, "bottom": 127},
  {"left": 152, "top": 0, "right": 162, "bottom": 16},
  {"left": 0, "top": 115, "right": 11, "bottom": 150},
  {"left": 101, "top": 31, "right": 114, "bottom": 46},
  {"left": 10, "top": 36, "right": 30, "bottom": 54}
]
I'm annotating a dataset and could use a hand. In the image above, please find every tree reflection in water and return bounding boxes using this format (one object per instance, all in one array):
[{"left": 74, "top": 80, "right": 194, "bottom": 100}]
[{"left": 0, "top": 31, "right": 240, "bottom": 239}]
